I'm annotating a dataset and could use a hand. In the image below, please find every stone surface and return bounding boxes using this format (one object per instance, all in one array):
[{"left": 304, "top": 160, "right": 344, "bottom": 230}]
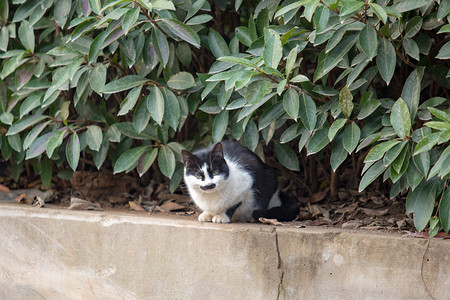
[{"left": 0, "top": 204, "right": 448, "bottom": 300}]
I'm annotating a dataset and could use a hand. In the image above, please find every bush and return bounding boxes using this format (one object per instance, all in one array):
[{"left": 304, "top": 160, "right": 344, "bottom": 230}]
[{"left": 0, "top": 0, "right": 449, "bottom": 235}]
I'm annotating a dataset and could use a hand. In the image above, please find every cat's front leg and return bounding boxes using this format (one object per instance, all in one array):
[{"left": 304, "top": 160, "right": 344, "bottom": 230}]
[
  {"left": 211, "top": 214, "right": 230, "bottom": 223},
  {"left": 198, "top": 211, "right": 214, "bottom": 222}
]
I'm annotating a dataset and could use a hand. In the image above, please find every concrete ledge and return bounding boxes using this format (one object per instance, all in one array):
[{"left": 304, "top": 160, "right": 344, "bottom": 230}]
[{"left": 0, "top": 204, "right": 448, "bottom": 299}]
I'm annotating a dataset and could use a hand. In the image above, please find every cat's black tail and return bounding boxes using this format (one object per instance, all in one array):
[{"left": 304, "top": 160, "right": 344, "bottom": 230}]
[{"left": 252, "top": 191, "right": 299, "bottom": 222}]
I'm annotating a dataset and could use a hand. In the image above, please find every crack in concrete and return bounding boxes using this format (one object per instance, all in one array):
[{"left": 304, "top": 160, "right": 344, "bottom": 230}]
[
  {"left": 421, "top": 239, "right": 435, "bottom": 300},
  {"left": 274, "top": 230, "right": 285, "bottom": 300}
]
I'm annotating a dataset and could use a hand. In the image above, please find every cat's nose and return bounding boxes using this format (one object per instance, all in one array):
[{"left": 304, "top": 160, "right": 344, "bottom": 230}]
[{"left": 200, "top": 183, "right": 216, "bottom": 190}]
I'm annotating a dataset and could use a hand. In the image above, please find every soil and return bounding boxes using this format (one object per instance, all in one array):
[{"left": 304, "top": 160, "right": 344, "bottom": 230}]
[{"left": 0, "top": 169, "right": 425, "bottom": 236}]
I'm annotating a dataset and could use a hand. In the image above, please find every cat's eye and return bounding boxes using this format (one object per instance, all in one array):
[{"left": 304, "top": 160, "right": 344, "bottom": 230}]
[
  {"left": 212, "top": 170, "right": 219, "bottom": 176},
  {"left": 195, "top": 174, "right": 203, "bottom": 179}
]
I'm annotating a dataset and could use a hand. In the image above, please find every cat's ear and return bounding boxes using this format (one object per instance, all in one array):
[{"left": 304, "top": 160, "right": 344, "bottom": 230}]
[
  {"left": 182, "top": 150, "right": 195, "bottom": 166},
  {"left": 211, "top": 142, "right": 224, "bottom": 160}
]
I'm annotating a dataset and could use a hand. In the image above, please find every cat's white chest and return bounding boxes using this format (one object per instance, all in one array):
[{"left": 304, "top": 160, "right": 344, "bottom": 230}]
[{"left": 185, "top": 159, "right": 254, "bottom": 218}]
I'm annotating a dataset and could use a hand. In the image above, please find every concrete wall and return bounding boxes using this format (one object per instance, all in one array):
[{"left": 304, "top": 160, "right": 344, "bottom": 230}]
[{"left": 0, "top": 204, "right": 448, "bottom": 300}]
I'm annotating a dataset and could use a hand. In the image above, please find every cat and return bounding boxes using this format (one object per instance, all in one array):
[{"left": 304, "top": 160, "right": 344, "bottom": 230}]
[{"left": 181, "top": 140, "right": 299, "bottom": 223}]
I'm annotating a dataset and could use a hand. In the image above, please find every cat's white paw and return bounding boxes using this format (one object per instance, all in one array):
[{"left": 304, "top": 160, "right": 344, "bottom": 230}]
[
  {"left": 212, "top": 214, "right": 230, "bottom": 223},
  {"left": 198, "top": 212, "right": 214, "bottom": 222}
]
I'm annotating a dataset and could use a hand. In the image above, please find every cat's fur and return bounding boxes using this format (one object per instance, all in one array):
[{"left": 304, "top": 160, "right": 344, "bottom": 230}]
[{"left": 181, "top": 140, "right": 299, "bottom": 223}]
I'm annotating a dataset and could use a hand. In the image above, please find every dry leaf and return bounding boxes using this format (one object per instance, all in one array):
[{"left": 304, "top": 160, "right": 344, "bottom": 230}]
[
  {"left": 68, "top": 197, "right": 103, "bottom": 211},
  {"left": 0, "top": 184, "right": 10, "bottom": 192},
  {"left": 309, "top": 187, "right": 329, "bottom": 203},
  {"left": 258, "top": 217, "right": 283, "bottom": 226},
  {"left": 159, "top": 201, "right": 185, "bottom": 212},
  {"left": 129, "top": 201, "right": 146, "bottom": 211},
  {"left": 359, "top": 207, "right": 389, "bottom": 217}
]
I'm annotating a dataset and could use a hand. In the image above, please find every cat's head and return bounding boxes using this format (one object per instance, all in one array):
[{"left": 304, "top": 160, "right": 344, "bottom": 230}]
[{"left": 181, "top": 143, "right": 229, "bottom": 193}]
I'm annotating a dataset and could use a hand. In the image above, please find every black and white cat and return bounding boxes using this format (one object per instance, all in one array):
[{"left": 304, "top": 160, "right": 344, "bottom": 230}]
[{"left": 181, "top": 140, "right": 299, "bottom": 223}]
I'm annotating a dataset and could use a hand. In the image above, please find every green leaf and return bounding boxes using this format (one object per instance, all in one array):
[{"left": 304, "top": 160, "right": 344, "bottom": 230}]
[
  {"left": 405, "top": 16, "right": 423, "bottom": 38},
  {"left": 275, "top": 1, "right": 308, "bottom": 18},
  {"left": 298, "top": 93, "right": 317, "bottom": 131},
  {"left": 377, "top": 38, "right": 396, "bottom": 85},
  {"left": 133, "top": 99, "right": 151, "bottom": 134},
  {"left": 89, "top": 31, "right": 107, "bottom": 64},
  {"left": 274, "top": 141, "right": 300, "bottom": 171},
  {"left": 217, "top": 56, "right": 258, "bottom": 68},
  {"left": 245, "top": 80, "right": 271, "bottom": 105},
  {"left": 212, "top": 110, "right": 229, "bottom": 143},
  {"left": 152, "top": 0, "right": 175, "bottom": 10},
  {"left": 0, "top": 0, "right": 8, "bottom": 24},
  {"left": 40, "top": 157, "right": 52, "bottom": 188},
  {"left": 259, "top": 102, "right": 284, "bottom": 130},
  {"left": 185, "top": 14, "right": 213, "bottom": 25},
  {"left": 235, "top": 26, "right": 252, "bottom": 47},
  {"left": 283, "top": 88, "right": 299, "bottom": 121},
  {"left": 424, "top": 121, "right": 450, "bottom": 131},
  {"left": 244, "top": 120, "right": 258, "bottom": 151},
  {"left": 384, "top": 141, "right": 408, "bottom": 167},
  {"left": 340, "top": 0, "right": 364, "bottom": 17},
  {"left": 313, "top": 5, "right": 330, "bottom": 34},
  {"left": 137, "top": 148, "right": 158, "bottom": 177},
  {"left": 339, "top": 85, "right": 353, "bottom": 118},
  {"left": 118, "top": 86, "right": 142, "bottom": 116},
  {"left": 89, "top": 64, "right": 107, "bottom": 95},
  {"left": 23, "top": 121, "right": 51, "bottom": 150},
  {"left": 440, "top": 188, "right": 450, "bottom": 233},
  {"left": 167, "top": 72, "right": 196, "bottom": 90},
  {"left": 93, "top": 136, "right": 109, "bottom": 169},
  {"left": 54, "top": 0, "right": 71, "bottom": 28},
  {"left": 151, "top": 27, "right": 170, "bottom": 67},
  {"left": 331, "top": 135, "right": 348, "bottom": 171},
  {"left": 0, "top": 27, "right": 8, "bottom": 52},
  {"left": 158, "top": 145, "right": 176, "bottom": 178},
  {"left": 393, "top": 0, "right": 430, "bottom": 12},
  {"left": 19, "top": 93, "right": 42, "bottom": 118},
  {"left": 390, "top": 98, "right": 411, "bottom": 138},
  {"left": 114, "top": 146, "right": 148, "bottom": 174},
  {"left": 359, "top": 24, "right": 377, "bottom": 60},
  {"left": 413, "top": 132, "right": 440, "bottom": 156},
  {"left": 147, "top": 86, "right": 164, "bottom": 125},
  {"left": 315, "top": 34, "right": 358, "bottom": 82},
  {"left": 359, "top": 160, "right": 388, "bottom": 192},
  {"left": 402, "top": 38, "right": 420, "bottom": 61},
  {"left": 66, "top": 132, "right": 80, "bottom": 171},
  {"left": 436, "top": 41, "right": 450, "bottom": 59},
  {"left": 18, "top": 20, "right": 35, "bottom": 52},
  {"left": 307, "top": 127, "right": 330, "bottom": 155},
  {"left": 86, "top": 125, "right": 102, "bottom": 152},
  {"left": 122, "top": 7, "right": 140, "bottom": 33},
  {"left": 7, "top": 115, "right": 48, "bottom": 136},
  {"left": 162, "top": 88, "right": 180, "bottom": 130},
  {"left": 263, "top": 29, "right": 282, "bottom": 69},
  {"left": 209, "top": 29, "right": 230, "bottom": 58},
  {"left": 185, "top": 0, "right": 205, "bottom": 21},
  {"left": 46, "top": 130, "right": 66, "bottom": 158},
  {"left": 364, "top": 140, "right": 401, "bottom": 163},
  {"left": 428, "top": 107, "right": 450, "bottom": 122},
  {"left": 285, "top": 46, "right": 298, "bottom": 79},
  {"left": 413, "top": 151, "right": 430, "bottom": 177},
  {"left": 406, "top": 179, "right": 439, "bottom": 232},
  {"left": 401, "top": 67, "right": 424, "bottom": 121},
  {"left": 342, "top": 122, "right": 361, "bottom": 154},
  {"left": 89, "top": 0, "right": 101, "bottom": 15},
  {"left": 103, "top": 75, "right": 148, "bottom": 93},
  {"left": 26, "top": 132, "right": 52, "bottom": 159},
  {"left": 7, "top": 134, "right": 21, "bottom": 152},
  {"left": 369, "top": 3, "right": 387, "bottom": 24},
  {"left": 328, "top": 118, "right": 346, "bottom": 141},
  {"left": 162, "top": 19, "right": 201, "bottom": 48}
]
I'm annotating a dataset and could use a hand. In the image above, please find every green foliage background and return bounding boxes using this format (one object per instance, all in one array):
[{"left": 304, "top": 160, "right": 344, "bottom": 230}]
[{"left": 0, "top": 0, "right": 450, "bottom": 235}]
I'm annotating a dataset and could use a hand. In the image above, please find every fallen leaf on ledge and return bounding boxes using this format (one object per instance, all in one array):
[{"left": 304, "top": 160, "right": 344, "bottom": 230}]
[{"left": 258, "top": 217, "right": 283, "bottom": 226}]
